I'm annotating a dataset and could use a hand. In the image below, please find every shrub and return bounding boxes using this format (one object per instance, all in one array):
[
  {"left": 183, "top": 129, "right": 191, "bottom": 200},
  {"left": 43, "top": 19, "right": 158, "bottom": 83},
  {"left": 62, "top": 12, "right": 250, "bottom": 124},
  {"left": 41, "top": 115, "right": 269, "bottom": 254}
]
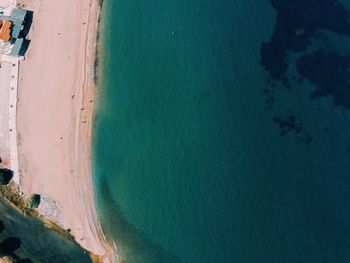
[
  {"left": 0, "top": 169, "right": 13, "bottom": 185},
  {"left": 26, "top": 194, "right": 41, "bottom": 209}
]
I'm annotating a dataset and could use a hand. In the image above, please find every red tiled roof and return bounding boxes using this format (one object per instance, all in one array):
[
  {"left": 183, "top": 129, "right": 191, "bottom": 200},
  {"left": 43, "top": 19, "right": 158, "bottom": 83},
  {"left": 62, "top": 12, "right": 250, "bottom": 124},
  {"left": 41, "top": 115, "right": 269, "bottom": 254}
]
[{"left": 0, "top": 20, "right": 12, "bottom": 42}]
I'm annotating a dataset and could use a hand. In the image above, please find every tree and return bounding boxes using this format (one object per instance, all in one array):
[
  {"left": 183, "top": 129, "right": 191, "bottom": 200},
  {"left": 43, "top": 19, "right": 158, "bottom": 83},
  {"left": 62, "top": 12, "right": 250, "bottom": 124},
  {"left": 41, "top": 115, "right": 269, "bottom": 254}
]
[
  {"left": 26, "top": 194, "right": 41, "bottom": 209},
  {"left": 0, "top": 169, "right": 13, "bottom": 185}
]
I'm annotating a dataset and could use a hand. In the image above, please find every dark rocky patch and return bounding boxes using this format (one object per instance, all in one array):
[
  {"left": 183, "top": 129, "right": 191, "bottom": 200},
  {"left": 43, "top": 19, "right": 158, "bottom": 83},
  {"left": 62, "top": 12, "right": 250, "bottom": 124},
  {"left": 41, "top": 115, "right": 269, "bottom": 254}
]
[
  {"left": 297, "top": 49, "right": 350, "bottom": 109},
  {"left": 0, "top": 221, "right": 4, "bottom": 234},
  {"left": 263, "top": 88, "right": 272, "bottom": 95},
  {"left": 273, "top": 116, "right": 302, "bottom": 136},
  {"left": 0, "top": 237, "right": 21, "bottom": 255},
  {"left": 17, "top": 259, "right": 34, "bottom": 263},
  {"left": 298, "top": 77, "right": 303, "bottom": 85},
  {"left": 261, "top": 0, "right": 350, "bottom": 95},
  {"left": 265, "top": 96, "right": 275, "bottom": 109},
  {"left": 261, "top": 0, "right": 350, "bottom": 80},
  {"left": 262, "top": 88, "right": 276, "bottom": 109},
  {"left": 273, "top": 116, "right": 312, "bottom": 145},
  {"left": 261, "top": 0, "right": 350, "bottom": 143}
]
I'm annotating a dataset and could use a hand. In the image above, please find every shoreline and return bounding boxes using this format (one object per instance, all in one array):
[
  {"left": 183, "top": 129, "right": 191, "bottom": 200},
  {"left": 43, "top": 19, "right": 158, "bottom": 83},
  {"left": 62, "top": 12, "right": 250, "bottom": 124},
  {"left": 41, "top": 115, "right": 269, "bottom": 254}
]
[{"left": 15, "top": 0, "right": 115, "bottom": 261}]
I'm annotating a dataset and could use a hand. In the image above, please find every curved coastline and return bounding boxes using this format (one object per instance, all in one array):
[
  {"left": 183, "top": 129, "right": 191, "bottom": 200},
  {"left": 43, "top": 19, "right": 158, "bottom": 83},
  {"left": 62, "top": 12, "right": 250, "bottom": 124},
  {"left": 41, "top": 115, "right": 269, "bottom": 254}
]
[
  {"left": 92, "top": 0, "right": 122, "bottom": 261},
  {"left": 72, "top": 0, "right": 116, "bottom": 261}
]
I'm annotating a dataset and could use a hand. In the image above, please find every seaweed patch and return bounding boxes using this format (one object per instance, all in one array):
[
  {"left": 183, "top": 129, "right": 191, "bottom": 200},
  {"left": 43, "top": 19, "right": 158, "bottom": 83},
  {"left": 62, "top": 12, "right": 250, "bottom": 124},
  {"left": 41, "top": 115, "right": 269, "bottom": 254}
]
[{"left": 260, "top": 0, "right": 350, "bottom": 142}]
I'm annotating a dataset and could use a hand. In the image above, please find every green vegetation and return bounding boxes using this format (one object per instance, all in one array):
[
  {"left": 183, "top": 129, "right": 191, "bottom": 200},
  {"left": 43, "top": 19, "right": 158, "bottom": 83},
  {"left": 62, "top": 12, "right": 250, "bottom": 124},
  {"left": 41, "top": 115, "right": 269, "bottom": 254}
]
[
  {"left": 0, "top": 183, "right": 37, "bottom": 216},
  {"left": 0, "top": 169, "right": 13, "bottom": 186},
  {"left": 26, "top": 194, "right": 41, "bottom": 209}
]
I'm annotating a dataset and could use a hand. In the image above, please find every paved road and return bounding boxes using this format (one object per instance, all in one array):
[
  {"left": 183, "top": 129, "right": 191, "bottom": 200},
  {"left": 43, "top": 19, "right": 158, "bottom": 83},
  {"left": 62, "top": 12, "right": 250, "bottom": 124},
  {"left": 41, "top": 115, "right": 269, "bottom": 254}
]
[
  {"left": 0, "top": 55, "right": 20, "bottom": 184},
  {"left": 0, "top": 62, "right": 11, "bottom": 162},
  {"left": 9, "top": 58, "right": 19, "bottom": 184}
]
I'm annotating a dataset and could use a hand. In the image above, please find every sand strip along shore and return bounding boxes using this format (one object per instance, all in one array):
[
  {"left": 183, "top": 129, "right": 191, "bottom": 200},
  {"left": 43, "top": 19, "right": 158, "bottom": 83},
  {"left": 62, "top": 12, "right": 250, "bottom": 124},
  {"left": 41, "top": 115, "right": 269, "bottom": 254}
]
[{"left": 16, "top": 0, "right": 114, "bottom": 261}]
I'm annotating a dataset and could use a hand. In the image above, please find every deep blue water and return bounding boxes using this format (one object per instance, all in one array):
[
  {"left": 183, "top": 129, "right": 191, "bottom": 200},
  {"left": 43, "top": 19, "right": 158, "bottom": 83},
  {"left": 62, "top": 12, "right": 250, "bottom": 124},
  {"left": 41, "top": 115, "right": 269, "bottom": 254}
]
[{"left": 93, "top": 0, "right": 350, "bottom": 262}]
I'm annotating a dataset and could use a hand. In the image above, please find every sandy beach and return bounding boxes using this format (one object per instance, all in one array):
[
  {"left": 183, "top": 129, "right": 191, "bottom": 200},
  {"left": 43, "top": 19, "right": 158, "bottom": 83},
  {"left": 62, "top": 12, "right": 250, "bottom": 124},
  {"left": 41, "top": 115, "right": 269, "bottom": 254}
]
[{"left": 16, "top": 0, "right": 111, "bottom": 260}]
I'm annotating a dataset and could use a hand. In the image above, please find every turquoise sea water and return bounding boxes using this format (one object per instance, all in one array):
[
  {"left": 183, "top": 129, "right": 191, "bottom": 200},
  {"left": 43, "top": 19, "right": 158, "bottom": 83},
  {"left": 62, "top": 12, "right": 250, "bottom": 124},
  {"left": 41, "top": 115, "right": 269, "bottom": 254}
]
[{"left": 93, "top": 0, "right": 350, "bottom": 262}]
